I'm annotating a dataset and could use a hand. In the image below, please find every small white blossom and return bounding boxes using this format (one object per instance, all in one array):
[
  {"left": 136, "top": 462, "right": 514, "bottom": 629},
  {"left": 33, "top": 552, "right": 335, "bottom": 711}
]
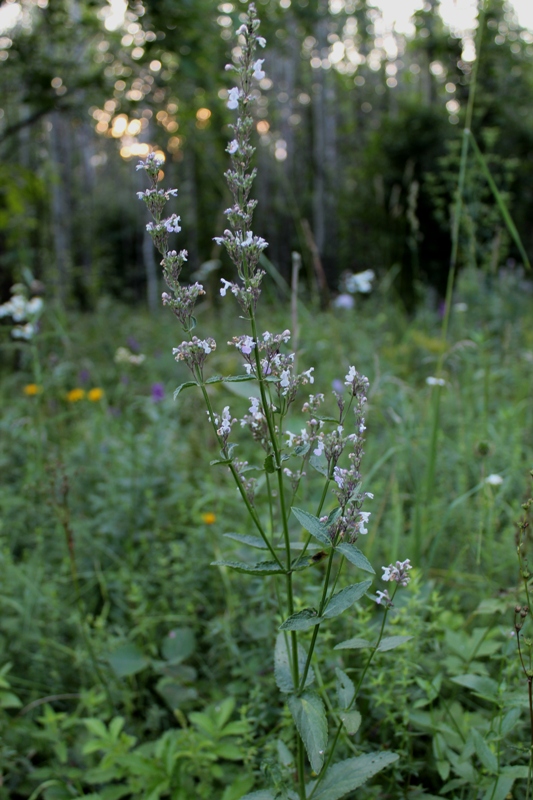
[
  {"left": 220, "top": 278, "right": 233, "bottom": 297},
  {"left": 485, "top": 474, "right": 504, "bottom": 486},
  {"left": 333, "top": 293, "right": 355, "bottom": 310},
  {"left": 253, "top": 59, "right": 265, "bottom": 80},
  {"left": 376, "top": 589, "right": 391, "bottom": 606},
  {"left": 227, "top": 140, "right": 239, "bottom": 154},
  {"left": 426, "top": 376, "right": 446, "bottom": 387},
  {"left": 344, "top": 366, "right": 357, "bottom": 385},
  {"left": 227, "top": 87, "right": 241, "bottom": 110},
  {"left": 381, "top": 559, "right": 412, "bottom": 587},
  {"left": 257, "top": 36, "right": 266, "bottom": 47}
]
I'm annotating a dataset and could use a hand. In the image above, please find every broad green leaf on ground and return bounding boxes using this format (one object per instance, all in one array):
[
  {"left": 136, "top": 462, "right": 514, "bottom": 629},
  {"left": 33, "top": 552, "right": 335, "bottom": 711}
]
[
  {"left": 335, "top": 543, "right": 375, "bottom": 574},
  {"left": 221, "top": 774, "right": 255, "bottom": 800},
  {"left": 211, "top": 559, "right": 286, "bottom": 575},
  {"left": 108, "top": 642, "right": 149, "bottom": 678},
  {"left": 173, "top": 381, "right": 197, "bottom": 399},
  {"left": 335, "top": 668, "right": 355, "bottom": 709},
  {"left": 223, "top": 533, "right": 268, "bottom": 549},
  {"left": 451, "top": 674, "right": 499, "bottom": 701},
  {"left": 291, "top": 507, "right": 331, "bottom": 546},
  {"left": 306, "top": 752, "right": 399, "bottom": 800},
  {"left": 471, "top": 729, "right": 497, "bottom": 774},
  {"left": 288, "top": 690, "right": 327, "bottom": 774},
  {"left": 376, "top": 635, "right": 413, "bottom": 652},
  {"left": 340, "top": 710, "right": 362, "bottom": 735},
  {"left": 161, "top": 628, "right": 195, "bottom": 663},
  {"left": 280, "top": 608, "right": 322, "bottom": 631},
  {"left": 274, "top": 633, "right": 315, "bottom": 693},
  {"left": 323, "top": 581, "right": 372, "bottom": 619},
  {"left": 334, "top": 637, "right": 372, "bottom": 650}
]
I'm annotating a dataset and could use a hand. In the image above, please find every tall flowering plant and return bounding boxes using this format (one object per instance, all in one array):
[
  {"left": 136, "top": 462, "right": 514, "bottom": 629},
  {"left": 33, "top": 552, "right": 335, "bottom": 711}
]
[{"left": 137, "top": 5, "right": 411, "bottom": 797}]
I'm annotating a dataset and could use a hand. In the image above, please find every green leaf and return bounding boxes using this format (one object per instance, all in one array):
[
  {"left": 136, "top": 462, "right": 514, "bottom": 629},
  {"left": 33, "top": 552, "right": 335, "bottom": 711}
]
[
  {"left": 161, "top": 628, "right": 195, "bottom": 663},
  {"left": 294, "top": 443, "right": 310, "bottom": 457},
  {"left": 288, "top": 690, "right": 327, "bottom": 774},
  {"left": 108, "top": 642, "right": 149, "bottom": 678},
  {"left": 239, "top": 792, "right": 275, "bottom": 800},
  {"left": 482, "top": 776, "right": 514, "bottom": 800},
  {"left": 309, "top": 454, "right": 329, "bottom": 477},
  {"left": 376, "top": 635, "right": 413, "bottom": 652},
  {"left": 274, "top": 633, "right": 314, "bottom": 694},
  {"left": 472, "top": 729, "right": 498, "bottom": 774},
  {"left": 224, "top": 533, "right": 268, "bottom": 549},
  {"left": 451, "top": 674, "right": 499, "bottom": 701},
  {"left": 335, "top": 668, "right": 355, "bottom": 710},
  {"left": 307, "top": 752, "right": 399, "bottom": 800},
  {"left": 501, "top": 707, "right": 521, "bottom": 735},
  {"left": 291, "top": 507, "right": 331, "bottom": 546},
  {"left": 221, "top": 775, "right": 255, "bottom": 800},
  {"left": 280, "top": 608, "right": 322, "bottom": 631},
  {"left": 334, "top": 637, "right": 372, "bottom": 651},
  {"left": 323, "top": 581, "right": 372, "bottom": 619},
  {"left": 224, "top": 374, "right": 257, "bottom": 383},
  {"left": 340, "top": 710, "right": 362, "bottom": 736},
  {"left": 173, "top": 381, "right": 197, "bottom": 400},
  {"left": 335, "top": 543, "right": 375, "bottom": 574},
  {"left": 211, "top": 559, "right": 286, "bottom": 575},
  {"left": 264, "top": 454, "right": 276, "bottom": 474},
  {"left": 0, "top": 691, "right": 22, "bottom": 708}
]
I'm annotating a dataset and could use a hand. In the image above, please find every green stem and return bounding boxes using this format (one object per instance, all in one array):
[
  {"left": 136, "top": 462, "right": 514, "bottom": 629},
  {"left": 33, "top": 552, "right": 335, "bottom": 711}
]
[
  {"left": 308, "top": 585, "right": 398, "bottom": 798},
  {"left": 299, "top": 548, "right": 337, "bottom": 692},
  {"left": 198, "top": 381, "right": 284, "bottom": 569}
]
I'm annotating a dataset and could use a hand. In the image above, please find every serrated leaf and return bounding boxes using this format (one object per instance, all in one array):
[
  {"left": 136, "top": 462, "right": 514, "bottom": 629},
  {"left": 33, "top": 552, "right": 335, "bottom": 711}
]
[
  {"left": 224, "top": 374, "right": 256, "bottom": 383},
  {"left": 211, "top": 559, "right": 286, "bottom": 575},
  {"left": 173, "top": 381, "right": 197, "bottom": 400},
  {"left": 472, "top": 729, "right": 498, "bottom": 774},
  {"left": 294, "top": 443, "right": 310, "bottom": 457},
  {"left": 335, "top": 543, "right": 375, "bottom": 574},
  {"left": 323, "top": 581, "right": 372, "bottom": 619},
  {"left": 291, "top": 507, "right": 331, "bottom": 546},
  {"left": 307, "top": 752, "right": 399, "bottom": 800},
  {"left": 288, "top": 691, "right": 327, "bottom": 774},
  {"left": 334, "top": 637, "right": 372, "bottom": 651},
  {"left": 340, "top": 710, "right": 362, "bottom": 735},
  {"left": 335, "top": 668, "right": 355, "bottom": 710},
  {"left": 277, "top": 739, "right": 294, "bottom": 767},
  {"left": 451, "top": 674, "right": 499, "bottom": 700},
  {"left": 224, "top": 533, "right": 268, "bottom": 549},
  {"left": 309, "top": 454, "right": 329, "bottom": 476},
  {"left": 280, "top": 608, "right": 322, "bottom": 631},
  {"left": 376, "top": 635, "right": 413, "bottom": 652},
  {"left": 264, "top": 454, "right": 276, "bottom": 474},
  {"left": 274, "top": 633, "right": 314, "bottom": 694},
  {"left": 108, "top": 642, "right": 149, "bottom": 678}
]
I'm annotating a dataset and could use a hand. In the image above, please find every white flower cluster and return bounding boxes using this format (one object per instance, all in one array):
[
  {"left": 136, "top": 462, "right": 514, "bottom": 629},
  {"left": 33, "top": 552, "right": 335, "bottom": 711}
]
[
  {"left": 173, "top": 337, "right": 216, "bottom": 373},
  {"left": 0, "top": 287, "right": 43, "bottom": 340}
]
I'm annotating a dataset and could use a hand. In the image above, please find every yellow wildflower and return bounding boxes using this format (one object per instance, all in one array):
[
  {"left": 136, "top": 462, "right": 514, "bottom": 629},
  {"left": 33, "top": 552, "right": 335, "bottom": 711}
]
[
  {"left": 88, "top": 387, "right": 104, "bottom": 402},
  {"left": 24, "top": 384, "right": 41, "bottom": 396},
  {"left": 201, "top": 512, "right": 217, "bottom": 525},
  {"left": 66, "top": 388, "right": 85, "bottom": 402}
]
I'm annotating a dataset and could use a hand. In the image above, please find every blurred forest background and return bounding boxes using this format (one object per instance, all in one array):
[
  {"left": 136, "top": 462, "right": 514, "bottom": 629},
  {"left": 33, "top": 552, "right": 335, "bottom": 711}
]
[{"left": 1, "top": 0, "right": 532, "bottom": 311}]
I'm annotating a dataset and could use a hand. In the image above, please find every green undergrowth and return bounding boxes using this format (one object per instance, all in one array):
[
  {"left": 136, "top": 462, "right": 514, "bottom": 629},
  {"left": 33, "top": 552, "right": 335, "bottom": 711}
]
[{"left": 0, "top": 265, "right": 532, "bottom": 799}]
